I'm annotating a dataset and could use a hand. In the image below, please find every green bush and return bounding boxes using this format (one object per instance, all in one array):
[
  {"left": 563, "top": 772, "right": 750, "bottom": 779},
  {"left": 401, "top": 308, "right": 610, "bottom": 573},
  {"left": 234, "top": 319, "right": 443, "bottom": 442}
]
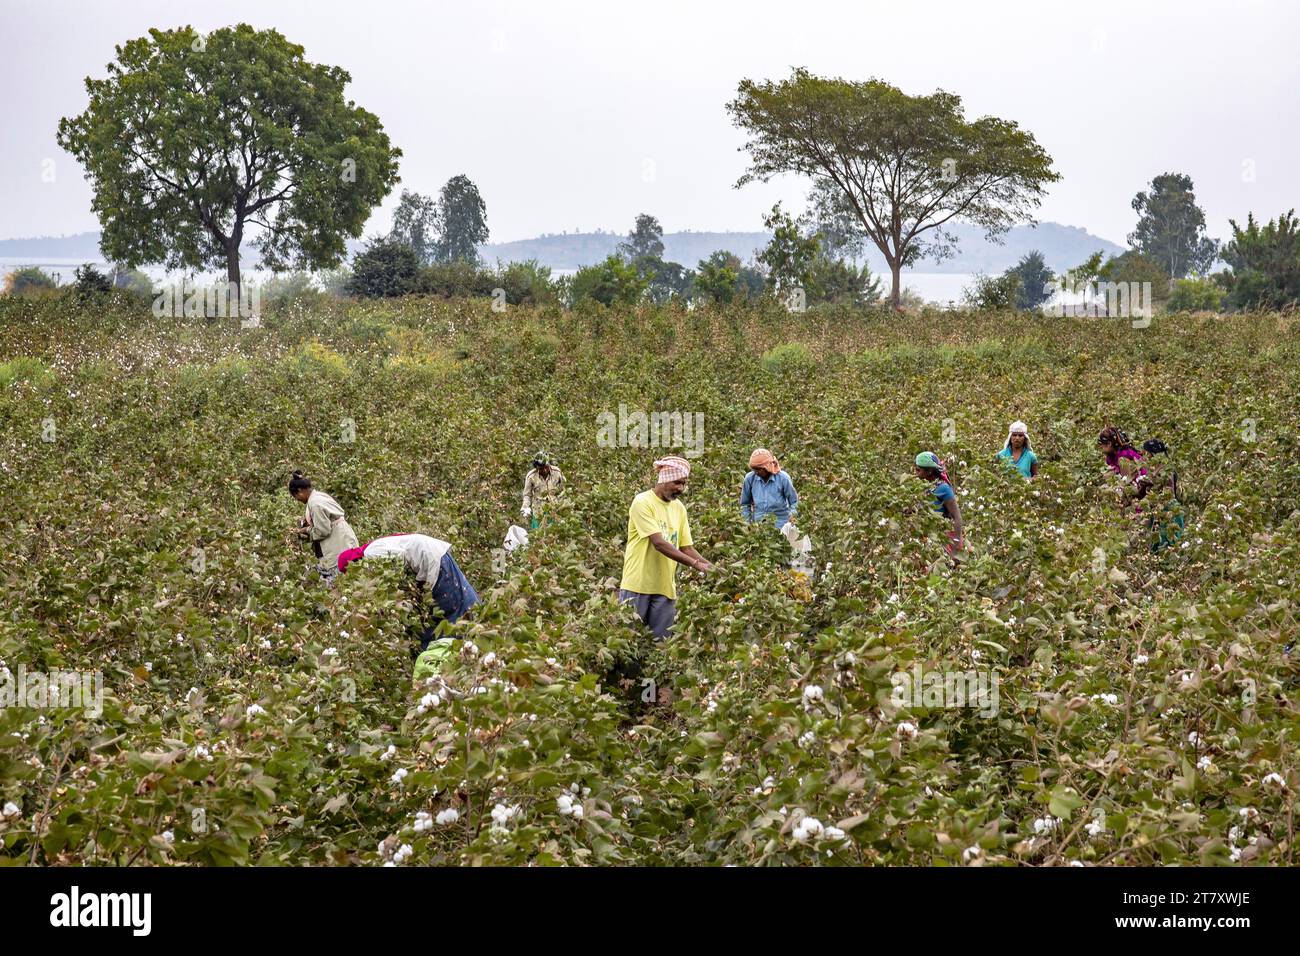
[
  {"left": 568, "top": 255, "right": 649, "bottom": 307},
  {"left": 347, "top": 238, "right": 421, "bottom": 298},
  {"left": 1167, "top": 276, "right": 1225, "bottom": 312},
  {"left": 3, "top": 266, "right": 58, "bottom": 297},
  {"left": 760, "top": 341, "right": 815, "bottom": 374}
]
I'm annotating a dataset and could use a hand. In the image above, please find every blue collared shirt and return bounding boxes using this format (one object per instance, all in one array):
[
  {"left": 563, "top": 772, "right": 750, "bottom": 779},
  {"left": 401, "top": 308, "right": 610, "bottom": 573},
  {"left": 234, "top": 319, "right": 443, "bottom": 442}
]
[{"left": 740, "top": 470, "right": 799, "bottom": 526}]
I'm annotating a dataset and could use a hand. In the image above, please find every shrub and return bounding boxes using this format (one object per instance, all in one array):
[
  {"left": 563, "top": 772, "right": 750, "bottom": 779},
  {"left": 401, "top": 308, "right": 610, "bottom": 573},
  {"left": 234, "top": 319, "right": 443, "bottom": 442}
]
[
  {"left": 963, "top": 272, "right": 1021, "bottom": 311},
  {"left": 3, "top": 266, "right": 57, "bottom": 297},
  {"left": 568, "top": 255, "right": 649, "bottom": 307},
  {"left": 1166, "top": 276, "right": 1225, "bottom": 312},
  {"left": 347, "top": 238, "right": 420, "bottom": 298},
  {"left": 0, "top": 356, "right": 55, "bottom": 388},
  {"left": 73, "top": 263, "right": 113, "bottom": 298},
  {"left": 760, "top": 341, "right": 814, "bottom": 375}
]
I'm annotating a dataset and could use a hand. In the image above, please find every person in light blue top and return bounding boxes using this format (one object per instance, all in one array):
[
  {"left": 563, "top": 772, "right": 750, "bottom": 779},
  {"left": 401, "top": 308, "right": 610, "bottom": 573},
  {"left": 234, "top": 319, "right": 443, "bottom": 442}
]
[
  {"left": 996, "top": 420, "right": 1039, "bottom": 480},
  {"left": 740, "top": 448, "right": 799, "bottom": 527}
]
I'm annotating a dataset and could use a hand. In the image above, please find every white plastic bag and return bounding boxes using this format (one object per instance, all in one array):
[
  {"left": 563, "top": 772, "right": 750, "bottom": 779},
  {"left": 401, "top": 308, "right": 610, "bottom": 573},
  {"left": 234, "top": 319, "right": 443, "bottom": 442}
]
[
  {"left": 503, "top": 524, "right": 530, "bottom": 552},
  {"left": 779, "top": 521, "right": 815, "bottom": 577}
]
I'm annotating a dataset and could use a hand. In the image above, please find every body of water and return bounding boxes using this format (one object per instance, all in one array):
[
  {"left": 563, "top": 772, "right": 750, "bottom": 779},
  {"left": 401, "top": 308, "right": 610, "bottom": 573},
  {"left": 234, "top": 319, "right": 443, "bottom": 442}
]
[{"left": 2, "top": 257, "right": 997, "bottom": 306}]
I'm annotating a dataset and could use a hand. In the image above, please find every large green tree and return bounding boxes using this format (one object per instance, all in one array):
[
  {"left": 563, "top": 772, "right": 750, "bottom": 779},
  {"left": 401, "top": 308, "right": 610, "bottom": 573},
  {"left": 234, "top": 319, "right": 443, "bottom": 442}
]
[
  {"left": 390, "top": 190, "right": 439, "bottom": 265},
  {"left": 432, "top": 175, "right": 489, "bottom": 265},
  {"left": 1218, "top": 210, "right": 1300, "bottom": 310},
  {"left": 727, "top": 68, "right": 1059, "bottom": 308},
  {"left": 1128, "top": 173, "right": 1218, "bottom": 278},
  {"left": 617, "top": 214, "right": 666, "bottom": 261},
  {"left": 757, "top": 203, "right": 821, "bottom": 294},
  {"left": 56, "top": 24, "right": 400, "bottom": 302},
  {"left": 1006, "top": 250, "right": 1054, "bottom": 310}
]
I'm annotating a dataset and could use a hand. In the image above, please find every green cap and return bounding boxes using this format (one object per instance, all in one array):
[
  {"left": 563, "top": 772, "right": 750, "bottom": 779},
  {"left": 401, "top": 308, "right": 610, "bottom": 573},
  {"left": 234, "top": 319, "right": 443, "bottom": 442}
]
[{"left": 915, "top": 451, "right": 941, "bottom": 469}]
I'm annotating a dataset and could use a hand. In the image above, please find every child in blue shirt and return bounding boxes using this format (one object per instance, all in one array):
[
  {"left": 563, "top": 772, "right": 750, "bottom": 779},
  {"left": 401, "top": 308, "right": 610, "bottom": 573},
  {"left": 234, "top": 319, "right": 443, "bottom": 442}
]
[{"left": 915, "top": 451, "right": 964, "bottom": 556}]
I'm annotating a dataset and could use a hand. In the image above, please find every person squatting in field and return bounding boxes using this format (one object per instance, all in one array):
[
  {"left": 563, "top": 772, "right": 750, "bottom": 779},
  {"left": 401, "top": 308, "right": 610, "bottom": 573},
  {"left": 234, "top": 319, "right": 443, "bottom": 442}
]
[
  {"left": 996, "top": 420, "right": 1039, "bottom": 479},
  {"left": 288, "top": 471, "right": 359, "bottom": 584},
  {"left": 336, "top": 533, "right": 479, "bottom": 652},
  {"left": 914, "top": 451, "right": 964, "bottom": 557},
  {"left": 619, "top": 455, "right": 712, "bottom": 640},
  {"left": 521, "top": 450, "right": 564, "bottom": 531},
  {"left": 739, "top": 447, "right": 799, "bottom": 527}
]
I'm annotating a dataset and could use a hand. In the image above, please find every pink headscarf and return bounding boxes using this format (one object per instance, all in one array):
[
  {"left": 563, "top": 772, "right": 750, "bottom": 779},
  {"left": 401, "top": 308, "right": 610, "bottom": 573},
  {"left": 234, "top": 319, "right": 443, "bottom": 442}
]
[
  {"left": 749, "top": 448, "right": 780, "bottom": 473},
  {"left": 336, "top": 545, "right": 367, "bottom": 573},
  {"left": 653, "top": 456, "right": 691, "bottom": 483}
]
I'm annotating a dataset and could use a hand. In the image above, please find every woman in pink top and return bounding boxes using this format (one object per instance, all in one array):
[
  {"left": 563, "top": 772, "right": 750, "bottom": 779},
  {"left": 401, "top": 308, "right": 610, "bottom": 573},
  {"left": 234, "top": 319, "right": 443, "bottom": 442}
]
[{"left": 1097, "top": 426, "right": 1152, "bottom": 501}]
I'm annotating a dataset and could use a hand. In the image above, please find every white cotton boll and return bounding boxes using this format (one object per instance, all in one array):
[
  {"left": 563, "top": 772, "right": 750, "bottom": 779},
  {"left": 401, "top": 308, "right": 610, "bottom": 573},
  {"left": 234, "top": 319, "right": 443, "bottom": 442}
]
[
  {"left": 823, "top": 826, "right": 846, "bottom": 843},
  {"left": 259, "top": 638, "right": 272, "bottom": 650},
  {"left": 1229, "top": 847, "right": 1242, "bottom": 862},
  {"left": 416, "top": 692, "right": 442, "bottom": 715},
  {"left": 803, "top": 685, "right": 823, "bottom": 703},
  {"left": 390, "top": 768, "right": 408, "bottom": 785},
  {"left": 245, "top": 704, "right": 265, "bottom": 717},
  {"left": 962, "top": 845, "right": 981, "bottom": 862},
  {"left": 897, "top": 721, "right": 918, "bottom": 740},
  {"left": 1262, "top": 772, "right": 1285, "bottom": 788},
  {"left": 557, "top": 794, "right": 573, "bottom": 815},
  {"left": 322, "top": 647, "right": 338, "bottom": 658},
  {"left": 1197, "top": 756, "right": 1213, "bottom": 771},
  {"left": 1238, "top": 807, "right": 1258, "bottom": 821},
  {"left": 482, "top": 652, "right": 498, "bottom": 666},
  {"left": 791, "top": 824, "right": 811, "bottom": 843},
  {"left": 144, "top": 662, "right": 153, "bottom": 672},
  {"left": 798, "top": 730, "right": 816, "bottom": 750},
  {"left": 413, "top": 811, "right": 432, "bottom": 833},
  {"left": 1, "top": 802, "right": 20, "bottom": 819},
  {"left": 1228, "top": 825, "right": 1241, "bottom": 844},
  {"left": 571, "top": 804, "right": 584, "bottom": 820},
  {"left": 1084, "top": 819, "right": 1104, "bottom": 837},
  {"left": 1187, "top": 731, "right": 1201, "bottom": 746},
  {"left": 161, "top": 830, "right": 174, "bottom": 844},
  {"left": 1133, "top": 655, "right": 1148, "bottom": 665},
  {"left": 800, "top": 817, "right": 824, "bottom": 838},
  {"left": 436, "top": 808, "right": 459, "bottom": 825},
  {"left": 380, "top": 744, "right": 396, "bottom": 762},
  {"left": 490, "top": 803, "right": 519, "bottom": 826},
  {"left": 393, "top": 844, "right": 413, "bottom": 865},
  {"left": 1032, "top": 816, "right": 1059, "bottom": 835}
]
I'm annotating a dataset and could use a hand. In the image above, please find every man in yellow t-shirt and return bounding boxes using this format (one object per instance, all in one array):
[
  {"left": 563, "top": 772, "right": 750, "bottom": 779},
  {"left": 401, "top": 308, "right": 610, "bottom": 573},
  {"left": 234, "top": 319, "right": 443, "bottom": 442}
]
[{"left": 619, "top": 456, "right": 712, "bottom": 640}]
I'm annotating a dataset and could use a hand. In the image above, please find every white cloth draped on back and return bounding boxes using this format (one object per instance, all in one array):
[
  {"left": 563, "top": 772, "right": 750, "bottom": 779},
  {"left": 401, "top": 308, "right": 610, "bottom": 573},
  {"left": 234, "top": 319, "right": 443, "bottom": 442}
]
[
  {"left": 305, "top": 490, "right": 358, "bottom": 571},
  {"left": 362, "top": 534, "right": 452, "bottom": 588}
]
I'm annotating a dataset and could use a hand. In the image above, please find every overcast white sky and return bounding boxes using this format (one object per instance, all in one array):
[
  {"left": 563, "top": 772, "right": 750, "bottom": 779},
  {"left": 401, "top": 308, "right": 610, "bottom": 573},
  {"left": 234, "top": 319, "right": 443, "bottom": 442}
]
[{"left": 2, "top": 0, "right": 1296, "bottom": 246}]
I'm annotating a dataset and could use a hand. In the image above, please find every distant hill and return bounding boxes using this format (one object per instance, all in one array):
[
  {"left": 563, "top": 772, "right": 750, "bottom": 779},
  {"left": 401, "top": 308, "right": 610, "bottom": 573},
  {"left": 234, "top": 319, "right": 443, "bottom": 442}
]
[
  {"left": 3, "top": 222, "right": 1124, "bottom": 276},
  {"left": 480, "top": 222, "right": 1125, "bottom": 275}
]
